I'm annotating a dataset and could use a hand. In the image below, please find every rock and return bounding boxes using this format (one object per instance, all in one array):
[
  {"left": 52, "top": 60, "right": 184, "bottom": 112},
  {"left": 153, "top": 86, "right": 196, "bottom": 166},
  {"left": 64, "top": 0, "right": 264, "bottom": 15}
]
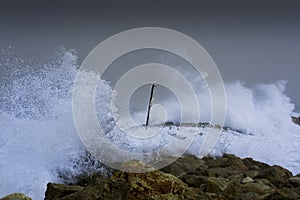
[
  {"left": 249, "top": 165, "right": 260, "bottom": 170},
  {"left": 256, "top": 191, "right": 288, "bottom": 200},
  {"left": 46, "top": 159, "right": 202, "bottom": 200},
  {"left": 180, "top": 174, "right": 206, "bottom": 188},
  {"left": 292, "top": 116, "right": 300, "bottom": 126},
  {"left": 0, "top": 193, "right": 32, "bottom": 200},
  {"left": 43, "top": 154, "right": 300, "bottom": 200},
  {"left": 255, "top": 165, "right": 292, "bottom": 187},
  {"left": 206, "top": 177, "right": 231, "bottom": 193},
  {"left": 239, "top": 182, "right": 275, "bottom": 194},
  {"left": 45, "top": 177, "right": 128, "bottom": 200},
  {"left": 160, "top": 154, "right": 206, "bottom": 177},
  {"left": 242, "top": 157, "right": 269, "bottom": 170},
  {"left": 227, "top": 174, "right": 243, "bottom": 184},
  {"left": 244, "top": 170, "right": 259, "bottom": 178},
  {"left": 242, "top": 176, "right": 254, "bottom": 184},
  {"left": 113, "top": 167, "right": 201, "bottom": 199},
  {"left": 288, "top": 177, "right": 300, "bottom": 187},
  {"left": 223, "top": 154, "right": 248, "bottom": 172},
  {"left": 233, "top": 192, "right": 259, "bottom": 200},
  {"left": 256, "top": 178, "right": 276, "bottom": 189},
  {"left": 277, "top": 187, "right": 300, "bottom": 199},
  {"left": 201, "top": 192, "right": 225, "bottom": 200},
  {"left": 208, "top": 167, "right": 236, "bottom": 178},
  {"left": 120, "top": 159, "right": 156, "bottom": 173}
]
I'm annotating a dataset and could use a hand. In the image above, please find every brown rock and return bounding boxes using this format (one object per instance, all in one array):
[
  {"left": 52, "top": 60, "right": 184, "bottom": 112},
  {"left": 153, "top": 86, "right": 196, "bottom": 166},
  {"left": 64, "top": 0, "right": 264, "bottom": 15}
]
[
  {"left": 45, "top": 177, "right": 128, "bottom": 200},
  {"left": 160, "top": 154, "right": 206, "bottom": 177},
  {"left": 114, "top": 169, "right": 201, "bottom": 199}
]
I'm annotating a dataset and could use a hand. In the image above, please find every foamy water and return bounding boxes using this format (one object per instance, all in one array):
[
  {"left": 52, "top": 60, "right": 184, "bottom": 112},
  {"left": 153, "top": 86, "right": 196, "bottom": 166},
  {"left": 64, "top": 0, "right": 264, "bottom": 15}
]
[{"left": 0, "top": 47, "right": 299, "bottom": 199}]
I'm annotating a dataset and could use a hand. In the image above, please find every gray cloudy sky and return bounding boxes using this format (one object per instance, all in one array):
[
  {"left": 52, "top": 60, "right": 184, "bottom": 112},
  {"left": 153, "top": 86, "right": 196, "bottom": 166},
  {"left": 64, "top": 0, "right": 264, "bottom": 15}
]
[{"left": 0, "top": 0, "right": 299, "bottom": 105}]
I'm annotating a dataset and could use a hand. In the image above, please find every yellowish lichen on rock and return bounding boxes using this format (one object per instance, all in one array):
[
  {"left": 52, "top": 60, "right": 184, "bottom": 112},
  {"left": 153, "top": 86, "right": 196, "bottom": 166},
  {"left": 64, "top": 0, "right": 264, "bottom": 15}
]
[{"left": 0, "top": 193, "right": 32, "bottom": 200}]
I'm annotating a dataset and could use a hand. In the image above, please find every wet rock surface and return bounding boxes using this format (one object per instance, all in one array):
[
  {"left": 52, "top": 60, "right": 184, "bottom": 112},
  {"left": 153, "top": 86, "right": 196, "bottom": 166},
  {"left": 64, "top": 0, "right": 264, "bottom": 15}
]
[
  {"left": 292, "top": 116, "right": 300, "bottom": 126},
  {"left": 41, "top": 154, "right": 300, "bottom": 199}
]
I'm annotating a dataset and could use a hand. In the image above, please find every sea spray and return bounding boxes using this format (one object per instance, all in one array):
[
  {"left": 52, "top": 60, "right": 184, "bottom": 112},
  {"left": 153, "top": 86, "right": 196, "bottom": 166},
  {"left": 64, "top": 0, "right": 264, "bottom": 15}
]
[
  {"left": 0, "top": 48, "right": 104, "bottom": 199},
  {"left": 0, "top": 46, "right": 300, "bottom": 199}
]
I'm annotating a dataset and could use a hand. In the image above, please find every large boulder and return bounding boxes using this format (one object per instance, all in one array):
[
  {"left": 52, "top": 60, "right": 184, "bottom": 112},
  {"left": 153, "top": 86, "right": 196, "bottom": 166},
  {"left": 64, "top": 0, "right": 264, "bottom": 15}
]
[
  {"left": 0, "top": 193, "right": 32, "bottom": 200},
  {"left": 45, "top": 177, "right": 128, "bottom": 200},
  {"left": 206, "top": 177, "right": 232, "bottom": 193},
  {"left": 113, "top": 166, "right": 201, "bottom": 199},
  {"left": 288, "top": 177, "right": 300, "bottom": 187},
  {"left": 160, "top": 154, "right": 206, "bottom": 177},
  {"left": 255, "top": 165, "right": 292, "bottom": 187}
]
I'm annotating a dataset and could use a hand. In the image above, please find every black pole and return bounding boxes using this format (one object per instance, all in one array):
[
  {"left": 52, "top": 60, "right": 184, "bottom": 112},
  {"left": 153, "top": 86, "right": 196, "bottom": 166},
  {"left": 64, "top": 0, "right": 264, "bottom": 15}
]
[{"left": 145, "top": 84, "right": 156, "bottom": 126}]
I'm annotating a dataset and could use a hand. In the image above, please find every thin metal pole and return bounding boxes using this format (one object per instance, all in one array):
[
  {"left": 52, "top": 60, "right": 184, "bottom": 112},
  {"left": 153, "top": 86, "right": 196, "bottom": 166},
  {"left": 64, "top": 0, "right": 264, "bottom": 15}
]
[{"left": 145, "top": 84, "right": 156, "bottom": 126}]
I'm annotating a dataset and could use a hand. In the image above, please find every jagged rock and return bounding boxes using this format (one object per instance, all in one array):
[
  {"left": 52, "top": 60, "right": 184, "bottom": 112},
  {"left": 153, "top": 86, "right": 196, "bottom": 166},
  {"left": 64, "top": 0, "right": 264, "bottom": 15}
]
[
  {"left": 227, "top": 174, "right": 243, "bottom": 184},
  {"left": 45, "top": 159, "right": 202, "bottom": 200},
  {"left": 292, "top": 116, "right": 300, "bottom": 126},
  {"left": 201, "top": 192, "right": 225, "bottom": 200},
  {"left": 113, "top": 167, "right": 201, "bottom": 199},
  {"left": 256, "top": 178, "right": 276, "bottom": 189},
  {"left": 160, "top": 154, "right": 206, "bottom": 177},
  {"left": 288, "top": 177, "right": 300, "bottom": 187},
  {"left": 242, "top": 157, "right": 269, "bottom": 170},
  {"left": 208, "top": 167, "right": 236, "bottom": 178},
  {"left": 206, "top": 177, "right": 231, "bottom": 193},
  {"left": 180, "top": 173, "right": 207, "bottom": 188},
  {"left": 244, "top": 170, "right": 259, "bottom": 178},
  {"left": 45, "top": 177, "right": 128, "bottom": 200},
  {"left": 43, "top": 153, "right": 300, "bottom": 200},
  {"left": 280, "top": 187, "right": 300, "bottom": 198},
  {"left": 205, "top": 154, "right": 248, "bottom": 172},
  {"left": 238, "top": 182, "right": 275, "bottom": 194},
  {"left": 242, "top": 176, "right": 254, "bottom": 184},
  {"left": 0, "top": 193, "right": 32, "bottom": 200},
  {"left": 120, "top": 159, "right": 156, "bottom": 173},
  {"left": 255, "top": 165, "right": 292, "bottom": 187},
  {"left": 225, "top": 155, "right": 248, "bottom": 172}
]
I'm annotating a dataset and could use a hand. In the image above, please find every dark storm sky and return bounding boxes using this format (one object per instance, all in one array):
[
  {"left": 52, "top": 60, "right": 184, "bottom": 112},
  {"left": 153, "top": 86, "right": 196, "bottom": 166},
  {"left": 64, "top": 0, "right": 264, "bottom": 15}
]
[{"left": 0, "top": 0, "right": 300, "bottom": 105}]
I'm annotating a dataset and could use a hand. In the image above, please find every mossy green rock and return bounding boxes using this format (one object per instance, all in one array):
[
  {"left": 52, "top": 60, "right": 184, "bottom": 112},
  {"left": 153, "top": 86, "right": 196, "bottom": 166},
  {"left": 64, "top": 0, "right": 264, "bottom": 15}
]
[
  {"left": 206, "top": 177, "right": 231, "bottom": 193},
  {"left": 255, "top": 165, "right": 292, "bottom": 187}
]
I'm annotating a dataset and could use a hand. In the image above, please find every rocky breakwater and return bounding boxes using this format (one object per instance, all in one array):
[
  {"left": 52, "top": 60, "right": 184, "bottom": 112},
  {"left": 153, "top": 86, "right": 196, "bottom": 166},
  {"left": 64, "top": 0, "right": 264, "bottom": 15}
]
[{"left": 42, "top": 154, "right": 300, "bottom": 200}]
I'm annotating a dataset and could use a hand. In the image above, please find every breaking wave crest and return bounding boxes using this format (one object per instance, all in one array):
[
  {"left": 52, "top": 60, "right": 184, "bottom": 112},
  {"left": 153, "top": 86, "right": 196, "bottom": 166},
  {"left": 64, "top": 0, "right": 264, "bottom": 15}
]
[{"left": 0, "top": 46, "right": 299, "bottom": 199}]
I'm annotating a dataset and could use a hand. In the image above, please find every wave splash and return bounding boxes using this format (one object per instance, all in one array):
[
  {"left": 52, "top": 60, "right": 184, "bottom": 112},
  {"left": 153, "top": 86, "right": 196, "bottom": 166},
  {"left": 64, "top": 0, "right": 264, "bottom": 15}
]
[{"left": 0, "top": 46, "right": 299, "bottom": 199}]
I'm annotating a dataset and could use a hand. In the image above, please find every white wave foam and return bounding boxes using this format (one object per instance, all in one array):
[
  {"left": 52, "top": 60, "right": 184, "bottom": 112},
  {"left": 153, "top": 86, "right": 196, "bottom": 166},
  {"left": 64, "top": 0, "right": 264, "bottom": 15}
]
[{"left": 0, "top": 46, "right": 299, "bottom": 200}]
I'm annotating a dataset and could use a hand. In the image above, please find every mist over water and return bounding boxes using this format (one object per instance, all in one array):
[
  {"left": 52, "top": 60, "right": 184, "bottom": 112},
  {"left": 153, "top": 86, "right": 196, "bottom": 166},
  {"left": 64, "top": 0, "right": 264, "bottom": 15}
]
[{"left": 0, "top": 47, "right": 299, "bottom": 199}]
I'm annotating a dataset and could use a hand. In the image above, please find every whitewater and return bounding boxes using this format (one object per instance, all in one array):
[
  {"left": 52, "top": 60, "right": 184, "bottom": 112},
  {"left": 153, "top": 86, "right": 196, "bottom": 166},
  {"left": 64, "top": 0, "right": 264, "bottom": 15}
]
[{"left": 0, "top": 48, "right": 300, "bottom": 199}]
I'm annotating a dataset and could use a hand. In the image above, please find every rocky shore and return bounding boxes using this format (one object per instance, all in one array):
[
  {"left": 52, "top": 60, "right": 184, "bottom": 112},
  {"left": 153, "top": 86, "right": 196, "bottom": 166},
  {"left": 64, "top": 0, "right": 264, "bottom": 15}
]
[{"left": 2, "top": 154, "right": 300, "bottom": 200}]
